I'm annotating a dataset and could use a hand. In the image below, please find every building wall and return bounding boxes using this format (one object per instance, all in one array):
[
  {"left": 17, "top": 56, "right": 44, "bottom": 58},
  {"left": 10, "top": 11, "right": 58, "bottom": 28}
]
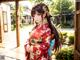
[
  {"left": 1, "top": 3, "right": 11, "bottom": 32},
  {"left": 0, "top": 3, "right": 11, "bottom": 43}
]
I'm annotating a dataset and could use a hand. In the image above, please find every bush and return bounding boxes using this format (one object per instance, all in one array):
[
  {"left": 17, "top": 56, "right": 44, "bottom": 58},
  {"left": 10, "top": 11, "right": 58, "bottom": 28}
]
[
  {"left": 56, "top": 47, "right": 74, "bottom": 60},
  {"left": 59, "top": 32, "right": 68, "bottom": 44},
  {"left": 68, "top": 35, "right": 74, "bottom": 45},
  {"left": 11, "top": 24, "right": 16, "bottom": 31}
]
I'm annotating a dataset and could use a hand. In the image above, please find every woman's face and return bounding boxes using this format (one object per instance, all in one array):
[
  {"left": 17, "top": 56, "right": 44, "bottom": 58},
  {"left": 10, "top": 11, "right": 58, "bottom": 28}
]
[{"left": 34, "top": 11, "right": 42, "bottom": 24}]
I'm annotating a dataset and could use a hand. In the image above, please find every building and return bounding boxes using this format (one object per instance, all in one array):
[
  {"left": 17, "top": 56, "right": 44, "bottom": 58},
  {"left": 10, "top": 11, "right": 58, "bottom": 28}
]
[{"left": 0, "top": 3, "right": 11, "bottom": 43}]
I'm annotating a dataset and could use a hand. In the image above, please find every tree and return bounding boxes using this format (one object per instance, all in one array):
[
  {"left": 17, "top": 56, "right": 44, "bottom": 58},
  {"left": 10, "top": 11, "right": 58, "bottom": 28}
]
[
  {"left": 49, "top": 0, "right": 75, "bottom": 16},
  {"left": 49, "top": 0, "right": 75, "bottom": 28},
  {"left": 11, "top": 4, "right": 27, "bottom": 30},
  {"left": 29, "top": 0, "right": 75, "bottom": 15},
  {"left": 29, "top": 0, "right": 75, "bottom": 27}
]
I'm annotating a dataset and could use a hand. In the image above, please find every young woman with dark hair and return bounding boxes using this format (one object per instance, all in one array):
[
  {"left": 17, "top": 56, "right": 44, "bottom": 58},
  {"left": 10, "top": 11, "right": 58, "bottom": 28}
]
[{"left": 24, "top": 3, "right": 61, "bottom": 60}]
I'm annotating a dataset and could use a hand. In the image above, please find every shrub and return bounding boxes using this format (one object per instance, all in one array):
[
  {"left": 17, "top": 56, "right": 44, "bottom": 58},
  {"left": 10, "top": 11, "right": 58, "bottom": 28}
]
[
  {"left": 56, "top": 46, "right": 74, "bottom": 60},
  {"left": 59, "top": 32, "right": 68, "bottom": 44},
  {"left": 68, "top": 35, "right": 74, "bottom": 45},
  {"left": 11, "top": 24, "right": 16, "bottom": 31}
]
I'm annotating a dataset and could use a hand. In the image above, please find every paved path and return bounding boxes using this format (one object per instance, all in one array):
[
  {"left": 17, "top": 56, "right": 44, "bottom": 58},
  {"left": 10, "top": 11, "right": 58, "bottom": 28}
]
[{"left": 0, "top": 24, "right": 34, "bottom": 60}]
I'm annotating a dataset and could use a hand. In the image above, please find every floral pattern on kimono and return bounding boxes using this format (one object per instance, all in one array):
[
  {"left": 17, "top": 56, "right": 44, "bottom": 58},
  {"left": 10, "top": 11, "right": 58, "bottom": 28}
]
[{"left": 24, "top": 23, "right": 52, "bottom": 60}]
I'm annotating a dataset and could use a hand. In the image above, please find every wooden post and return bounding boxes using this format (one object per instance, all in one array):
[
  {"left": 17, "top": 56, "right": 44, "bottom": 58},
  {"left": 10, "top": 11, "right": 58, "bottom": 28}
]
[
  {"left": 0, "top": 6, "right": 4, "bottom": 43},
  {"left": 15, "top": 0, "right": 20, "bottom": 47},
  {"left": 74, "top": 1, "right": 80, "bottom": 60}
]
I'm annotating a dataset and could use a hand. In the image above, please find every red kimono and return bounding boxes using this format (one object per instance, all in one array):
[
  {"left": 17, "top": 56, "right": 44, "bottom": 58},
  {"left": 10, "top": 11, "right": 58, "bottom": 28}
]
[{"left": 24, "top": 23, "right": 52, "bottom": 60}]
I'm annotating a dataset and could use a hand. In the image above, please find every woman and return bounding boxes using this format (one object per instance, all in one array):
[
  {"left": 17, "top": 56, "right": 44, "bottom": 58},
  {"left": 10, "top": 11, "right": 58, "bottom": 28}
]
[{"left": 24, "top": 3, "right": 61, "bottom": 60}]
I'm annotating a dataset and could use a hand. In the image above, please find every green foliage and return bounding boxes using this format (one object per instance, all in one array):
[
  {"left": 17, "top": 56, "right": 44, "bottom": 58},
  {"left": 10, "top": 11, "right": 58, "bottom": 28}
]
[
  {"left": 56, "top": 46, "right": 74, "bottom": 60},
  {"left": 11, "top": 4, "right": 28, "bottom": 30},
  {"left": 60, "top": 0, "right": 74, "bottom": 13},
  {"left": 11, "top": 10, "right": 16, "bottom": 31},
  {"left": 34, "top": 0, "right": 44, "bottom": 3},
  {"left": 68, "top": 35, "right": 74, "bottom": 45},
  {"left": 30, "top": 0, "right": 44, "bottom": 3},
  {"left": 59, "top": 32, "right": 68, "bottom": 44},
  {"left": 61, "top": 23, "right": 73, "bottom": 28},
  {"left": 62, "top": 32, "right": 67, "bottom": 36},
  {"left": 11, "top": 24, "right": 16, "bottom": 31},
  {"left": 29, "top": 0, "right": 75, "bottom": 15},
  {"left": 49, "top": 0, "right": 75, "bottom": 16}
]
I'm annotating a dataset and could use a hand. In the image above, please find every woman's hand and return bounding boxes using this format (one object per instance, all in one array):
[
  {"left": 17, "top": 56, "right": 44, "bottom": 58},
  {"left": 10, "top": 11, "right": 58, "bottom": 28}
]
[{"left": 26, "top": 45, "right": 30, "bottom": 52}]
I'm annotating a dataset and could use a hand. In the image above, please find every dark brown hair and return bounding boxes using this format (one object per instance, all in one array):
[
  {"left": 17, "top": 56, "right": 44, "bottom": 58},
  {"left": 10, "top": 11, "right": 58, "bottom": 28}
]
[{"left": 31, "top": 3, "right": 61, "bottom": 50}]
